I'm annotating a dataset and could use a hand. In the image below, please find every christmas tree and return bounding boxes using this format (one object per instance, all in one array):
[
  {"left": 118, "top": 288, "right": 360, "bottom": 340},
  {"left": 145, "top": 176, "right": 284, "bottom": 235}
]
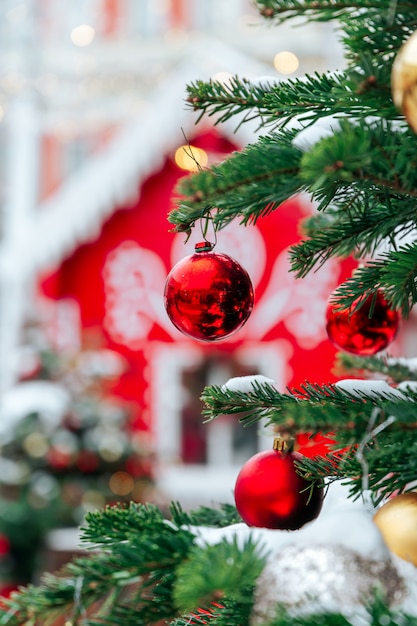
[
  {"left": 0, "top": 315, "right": 158, "bottom": 588},
  {"left": 2, "top": 1, "right": 417, "bottom": 623}
]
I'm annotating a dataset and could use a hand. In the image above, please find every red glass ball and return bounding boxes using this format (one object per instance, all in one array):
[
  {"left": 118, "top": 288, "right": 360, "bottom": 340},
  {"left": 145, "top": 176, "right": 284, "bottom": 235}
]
[
  {"left": 164, "top": 243, "right": 254, "bottom": 341},
  {"left": 325, "top": 290, "right": 399, "bottom": 356},
  {"left": 234, "top": 448, "right": 323, "bottom": 530},
  {"left": 295, "top": 432, "right": 338, "bottom": 458}
]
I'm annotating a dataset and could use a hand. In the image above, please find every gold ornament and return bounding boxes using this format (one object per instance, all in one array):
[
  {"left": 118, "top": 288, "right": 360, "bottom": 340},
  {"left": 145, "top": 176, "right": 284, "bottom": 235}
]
[
  {"left": 392, "top": 30, "right": 417, "bottom": 132},
  {"left": 373, "top": 492, "right": 417, "bottom": 566}
]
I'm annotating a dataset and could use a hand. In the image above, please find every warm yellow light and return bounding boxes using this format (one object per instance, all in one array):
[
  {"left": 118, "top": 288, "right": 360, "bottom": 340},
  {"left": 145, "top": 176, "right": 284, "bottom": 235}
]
[
  {"left": 273, "top": 51, "right": 299, "bottom": 75},
  {"left": 174, "top": 145, "right": 208, "bottom": 172},
  {"left": 23, "top": 432, "right": 49, "bottom": 458},
  {"left": 109, "top": 471, "right": 134, "bottom": 496},
  {"left": 70, "top": 24, "right": 95, "bottom": 47}
]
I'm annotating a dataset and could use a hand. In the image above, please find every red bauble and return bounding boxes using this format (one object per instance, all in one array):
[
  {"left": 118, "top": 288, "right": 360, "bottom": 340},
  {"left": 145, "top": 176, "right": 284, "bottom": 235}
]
[
  {"left": 295, "top": 432, "right": 338, "bottom": 458},
  {"left": 164, "top": 242, "right": 254, "bottom": 341},
  {"left": 234, "top": 443, "right": 323, "bottom": 530},
  {"left": 325, "top": 289, "right": 399, "bottom": 355}
]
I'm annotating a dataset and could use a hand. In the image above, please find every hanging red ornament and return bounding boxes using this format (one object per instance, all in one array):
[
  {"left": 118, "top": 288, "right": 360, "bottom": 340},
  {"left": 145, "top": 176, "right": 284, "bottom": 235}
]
[
  {"left": 164, "top": 242, "right": 254, "bottom": 341},
  {"left": 325, "top": 289, "right": 399, "bottom": 356},
  {"left": 295, "top": 432, "right": 338, "bottom": 458},
  {"left": 234, "top": 439, "right": 324, "bottom": 530}
]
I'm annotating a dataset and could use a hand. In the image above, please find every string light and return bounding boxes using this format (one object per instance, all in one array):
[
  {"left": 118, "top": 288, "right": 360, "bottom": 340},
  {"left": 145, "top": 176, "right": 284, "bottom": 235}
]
[
  {"left": 109, "top": 471, "right": 134, "bottom": 496},
  {"left": 273, "top": 50, "right": 299, "bottom": 74},
  {"left": 174, "top": 144, "right": 208, "bottom": 171},
  {"left": 23, "top": 432, "right": 49, "bottom": 458},
  {"left": 70, "top": 24, "right": 95, "bottom": 47}
]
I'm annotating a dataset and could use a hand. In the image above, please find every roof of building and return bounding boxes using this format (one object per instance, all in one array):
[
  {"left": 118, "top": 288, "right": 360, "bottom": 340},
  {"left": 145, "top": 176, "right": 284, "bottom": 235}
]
[{"left": 21, "top": 36, "right": 274, "bottom": 276}]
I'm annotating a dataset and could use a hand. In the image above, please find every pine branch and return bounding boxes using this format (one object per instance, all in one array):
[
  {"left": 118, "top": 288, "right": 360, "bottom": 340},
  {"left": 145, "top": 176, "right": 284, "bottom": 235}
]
[
  {"left": 0, "top": 503, "right": 197, "bottom": 626},
  {"left": 322, "top": 247, "right": 417, "bottom": 316},
  {"left": 170, "top": 502, "right": 242, "bottom": 528},
  {"left": 292, "top": 195, "right": 417, "bottom": 275},
  {"left": 334, "top": 352, "right": 417, "bottom": 383},
  {"left": 297, "top": 434, "right": 417, "bottom": 504},
  {"left": 186, "top": 71, "right": 397, "bottom": 133},
  {"left": 185, "top": 77, "right": 279, "bottom": 130},
  {"left": 173, "top": 537, "right": 265, "bottom": 612},
  {"left": 254, "top": 0, "right": 417, "bottom": 22},
  {"left": 263, "top": 71, "right": 397, "bottom": 126},
  {"left": 170, "top": 119, "right": 417, "bottom": 307},
  {"left": 169, "top": 130, "right": 303, "bottom": 233},
  {"left": 201, "top": 379, "right": 417, "bottom": 441}
]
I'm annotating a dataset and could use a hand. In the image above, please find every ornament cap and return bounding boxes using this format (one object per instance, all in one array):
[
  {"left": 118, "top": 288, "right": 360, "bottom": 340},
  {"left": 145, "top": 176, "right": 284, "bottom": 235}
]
[
  {"left": 273, "top": 437, "right": 289, "bottom": 452},
  {"left": 194, "top": 241, "right": 214, "bottom": 253}
]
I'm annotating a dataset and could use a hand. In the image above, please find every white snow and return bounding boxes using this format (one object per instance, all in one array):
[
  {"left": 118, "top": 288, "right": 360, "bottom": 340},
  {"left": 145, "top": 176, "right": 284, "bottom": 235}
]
[
  {"left": 335, "top": 378, "right": 405, "bottom": 400},
  {"left": 185, "top": 481, "right": 417, "bottom": 616},
  {"left": 0, "top": 380, "right": 70, "bottom": 437},
  {"left": 387, "top": 356, "right": 417, "bottom": 372},
  {"left": 221, "top": 375, "right": 276, "bottom": 393},
  {"left": 188, "top": 482, "right": 385, "bottom": 559},
  {"left": 250, "top": 76, "right": 281, "bottom": 88},
  {"left": 397, "top": 380, "right": 417, "bottom": 393}
]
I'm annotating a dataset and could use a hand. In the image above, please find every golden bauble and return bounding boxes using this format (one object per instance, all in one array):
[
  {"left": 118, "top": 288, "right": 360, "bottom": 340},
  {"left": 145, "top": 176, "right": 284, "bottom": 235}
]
[
  {"left": 373, "top": 492, "right": 417, "bottom": 566},
  {"left": 392, "top": 30, "right": 417, "bottom": 132}
]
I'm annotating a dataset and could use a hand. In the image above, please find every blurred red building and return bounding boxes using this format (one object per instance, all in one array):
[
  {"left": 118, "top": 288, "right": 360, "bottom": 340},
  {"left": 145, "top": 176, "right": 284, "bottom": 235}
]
[{"left": 37, "top": 126, "right": 358, "bottom": 506}]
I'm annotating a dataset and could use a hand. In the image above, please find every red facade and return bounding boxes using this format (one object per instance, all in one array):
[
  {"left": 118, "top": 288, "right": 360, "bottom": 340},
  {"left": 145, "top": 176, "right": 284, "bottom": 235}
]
[{"left": 39, "top": 130, "right": 358, "bottom": 464}]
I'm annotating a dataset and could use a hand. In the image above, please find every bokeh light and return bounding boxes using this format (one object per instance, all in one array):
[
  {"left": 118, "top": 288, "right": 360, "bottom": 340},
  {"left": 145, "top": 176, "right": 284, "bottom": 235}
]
[
  {"left": 273, "top": 51, "right": 299, "bottom": 74},
  {"left": 109, "top": 471, "right": 134, "bottom": 496},
  {"left": 71, "top": 24, "right": 95, "bottom": 47},
  {"left": 174, "top": 145, "right": 208, "bottom": 172}
]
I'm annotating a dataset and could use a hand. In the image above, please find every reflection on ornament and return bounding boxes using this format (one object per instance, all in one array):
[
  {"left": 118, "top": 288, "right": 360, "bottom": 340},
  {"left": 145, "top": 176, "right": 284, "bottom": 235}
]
[
  {"left": 392, "top": 29, "right": 417, "bottom": 132},
  {"left": 373, "top": 492, "right": 417, "bottom": 566},
  {"left": 109, "top": 471, "right": 134, "bottom": 496},
  {"left": 251, "top": 544, "right": 406, "bottom": 624},
  {"left": 164, "top": 242, "right": 254, "bottom": 341},
  {"left": 234, "top": 439, "right": 323, "bottom": 530},
  {"left": 326, "top": 290, "right": 399, "bottom": 355}
]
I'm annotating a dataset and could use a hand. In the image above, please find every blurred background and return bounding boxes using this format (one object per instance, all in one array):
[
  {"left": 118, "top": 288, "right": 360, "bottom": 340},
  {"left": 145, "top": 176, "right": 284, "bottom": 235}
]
[{"left": 0, "top": 0, "right": 383, "bottom": 590}]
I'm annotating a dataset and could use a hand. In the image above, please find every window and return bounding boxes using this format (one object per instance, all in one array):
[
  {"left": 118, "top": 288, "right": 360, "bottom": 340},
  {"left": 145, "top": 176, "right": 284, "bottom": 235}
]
[{"left": 150, "top": 340, "right": 290, "bottom": 508}]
